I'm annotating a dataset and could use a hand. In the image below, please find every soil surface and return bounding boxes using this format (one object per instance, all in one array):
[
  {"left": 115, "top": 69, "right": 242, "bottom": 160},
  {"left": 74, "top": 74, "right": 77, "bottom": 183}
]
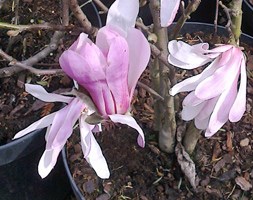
[{"left": 1, "top": 1, "right": 253, "bottom": 200}]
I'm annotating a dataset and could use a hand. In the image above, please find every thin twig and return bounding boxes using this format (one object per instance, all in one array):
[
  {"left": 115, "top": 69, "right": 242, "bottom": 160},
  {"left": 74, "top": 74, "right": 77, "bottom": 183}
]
[
  {"left": 62, "top": 0, "right": 70, "bottom": 26},
  {"left": 214, "top": 0, "right": 219, "bottom": 34},
  {"left": 137, "top": 81, "right": 164, "bottom": 101},
  {"left": 0, "top": 49, "right": 64, "bottom": 75},
  {"left": 69, "top": 0, "right": 97, "bottom": 36},
  {"left": 219, "top": 1, "right": 233, "bottom": 35},
  {"left": 93, "top": 0, "right": 108, "bottom": 13}
]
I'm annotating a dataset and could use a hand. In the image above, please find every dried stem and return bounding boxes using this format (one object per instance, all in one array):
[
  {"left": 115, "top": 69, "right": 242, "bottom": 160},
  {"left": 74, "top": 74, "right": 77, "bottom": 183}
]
[
  {"left": 219, "top": 1, "right": 233, "bottom": 37},
  {"left": 137, "top": 81, "right": 164, "bottom": 101},
  {"left": 214, "top": 0, "right": 219, "bottom": 34}
]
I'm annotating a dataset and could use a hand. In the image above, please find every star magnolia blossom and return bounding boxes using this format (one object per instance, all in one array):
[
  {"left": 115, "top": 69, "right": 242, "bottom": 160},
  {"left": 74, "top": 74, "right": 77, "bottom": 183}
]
[{"left": 168, "top": 40, "right": 247, "bottom": 137}]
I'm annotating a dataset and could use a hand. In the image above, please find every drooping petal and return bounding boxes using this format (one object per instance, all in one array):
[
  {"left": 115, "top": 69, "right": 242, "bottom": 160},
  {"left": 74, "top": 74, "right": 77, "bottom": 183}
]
[
  {"left": 106, "top": 0, "right": 139, "bottom": 34},
  {"left": 13, "top": 112, "right": 57, "bottom": 139},
  {"left": 195, "top": 47, "right": 242, "bottom": 100},
  {"left": 38, "top": 146, "right": 62, "bottom": 178},
  {"left": 126, "top": 28, "right": 151, "bottom": 99},
  {"left": 109, "top": 114, "right": 145, "bottom": 147},
  {"left": 79, "top": 115, "right": 109, "bottom": 178},
  {"left": 160, "top": 0, "right": 180, "bottom": 27},
  {"left": 25, "top": 84, "right": 72, "bottom": 103},
  {"left": 170, "top": 57, "right": 221, "bottom": 96},
  {"left": 183, "top": 91, "right": 204, "bottom": 106},
  {"left": 205, "top": 73, "right": 239, "bottom": 137},
  {"left": 229, "top": 55, "right": 247, "bottom": 122},
  {"left": 46, "top": 98, "right": 85, "bottom": 149},
  {"left": 194, "top": 116, "right": 210, "bottom": 130},
  {"left": 168, "top": 40, "right": 212, "bottom": 69}
]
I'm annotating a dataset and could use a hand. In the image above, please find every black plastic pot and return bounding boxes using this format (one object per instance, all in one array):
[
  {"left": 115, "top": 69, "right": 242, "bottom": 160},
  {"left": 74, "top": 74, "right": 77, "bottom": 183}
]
[
  {"left": 62, "top": 22, "right": 253, "bottom": 200},
  {"left": 242, "top": 0, "right": 253, "bottom": 36},
  {"left": 0, "top": 129, "right": 71, "bottom": 200}
]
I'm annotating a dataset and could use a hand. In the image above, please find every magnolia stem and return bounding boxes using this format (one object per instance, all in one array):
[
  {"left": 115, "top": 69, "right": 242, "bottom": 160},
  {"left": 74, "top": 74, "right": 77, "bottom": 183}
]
[{"left": 150, "top": 0, "right": 176, "bottom": 153}]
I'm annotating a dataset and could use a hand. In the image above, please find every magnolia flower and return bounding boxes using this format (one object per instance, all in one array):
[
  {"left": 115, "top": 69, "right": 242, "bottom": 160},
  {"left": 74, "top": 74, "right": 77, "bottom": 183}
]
[
  {"left": 161, "top": 0, "right": 180, "bottom": 27},
  {"left": 59, "top": 0, "right": 150, "bottom": 138},
  {"left": 14, "top": 84, "right": 110, "bottom": 179},
  {"left": 168, "top": 40, "right": 247, "bottom": 137}
]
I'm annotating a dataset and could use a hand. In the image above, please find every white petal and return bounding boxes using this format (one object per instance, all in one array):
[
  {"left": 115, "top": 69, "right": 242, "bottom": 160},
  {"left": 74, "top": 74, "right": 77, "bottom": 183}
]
[
  {"left": 109, "top": 114, "right": 145, "bottom": 147},
  {"left": 181, "top": 101, "right": 206, "bottom": 121},
  {"left": 161, "top": 0, "right": 180, "bottom": 27},
  {"left": 38, "top": 146, "right": 62, "bottom": 178},
  {"left": 106, "top": 0, "right": 139, "bottom": 34},
  {"left": 25, "top": 84, "right": 73, "bottom": 103},
  {"left": 14, "top": 112, "right": 57, "bottom": 139},
  {"left": 229, "top": 55, "right": 247, "bottom": 122}
]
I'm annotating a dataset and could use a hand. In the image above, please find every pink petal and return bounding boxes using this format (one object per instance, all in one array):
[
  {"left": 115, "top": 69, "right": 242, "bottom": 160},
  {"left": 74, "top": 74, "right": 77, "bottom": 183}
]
[
  {"left": 160, "top": 0, "right": 180, "bottom": 27},
  {"left": 170, "top": 58, "right": 221, "bottom": 96},
  {"left": 105, "top": 30, "right": 130, "bottom": 114},
  {"left": 25, "top": 84, "right": 72, "bottom": 103},
  {"left": 205, "top": 73, "right": 239, "bottom": 137},
  {"left": 109, "top": 114, "right": 145, "bottom": 147},
  {"left": 80, "top": 118, "right": 110, "bottom": 179},
  {"left": 46, "top": 98, "right": 85, "bottom": 149},
  {"left": 59, "top": 50, "right": 109, "bottom": 116},
  {"left": 194, "top": 117, "right": 209, "bottom": 130},
  {"left": 126, "top": 28, "right": 151, "bottom": 99},
  {"left": 14, "top": 112, "right": 57, "bottom": 139},
  {"left": 38, "top": 146, "right": 62, "bottom": 178},
  {"left": 195, "top": 47, "right": 242, "bottom": 100},
  {"left": 168, "top": 40, "right": 212, "bottom": 69},
  {"left": 229, "top": 55, "right": 247, "bottom": 122},
  {"left": 106, "top": 0, "right": 139, "bottom": 34}
]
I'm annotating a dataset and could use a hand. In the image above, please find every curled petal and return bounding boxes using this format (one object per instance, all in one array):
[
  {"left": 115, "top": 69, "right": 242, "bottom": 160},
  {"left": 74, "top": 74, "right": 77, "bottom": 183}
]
[
  {"left": 109, "top": 114, "right": 145, "bottom": 147},
  {"left": 80, "top": 117, "right": 110, "bottom": 179},
  {"left": 161, "top": 0, "right": 180, "bottom": 27},
  {"left": 14, "top": 112, "right": 57, "bottom": 139},
  {"left": 168, "top": 40, "right": 211, "bottom": 69},
  {"left": 25, "top": 84, "right": 72, "bottom": 103},
  {"left": 229, "top": 55, "right": 247, "bottom": 122},
  {"left": 183, "top": 91, "right": 204, "bottom": 106},
  {"left": 106, "top": 0, "right": 139, "bottom": 34},
  {"left": 194, "top": 117, "right": 210, "bottom": 130}
]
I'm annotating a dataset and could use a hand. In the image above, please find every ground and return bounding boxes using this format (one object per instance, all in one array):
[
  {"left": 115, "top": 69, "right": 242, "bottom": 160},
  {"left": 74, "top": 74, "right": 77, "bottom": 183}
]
[{"left": 0, "top": 0, "right": 253, "bottom": 200}]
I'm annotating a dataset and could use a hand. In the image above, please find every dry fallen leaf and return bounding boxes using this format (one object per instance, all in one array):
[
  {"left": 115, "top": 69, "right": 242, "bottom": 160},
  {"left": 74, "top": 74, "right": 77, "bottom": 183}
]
[
  {"left": 226, "top": 131, "right": 233, "bottom": 152},
  {"left": 235, "top": 176, "right": 252, "bottom": 191},
  {"left": 175, "top": 143, "right": 196, "bottom": 189},
  {"left": 212, "top": 142, "right": 222, "bottom": 162}
]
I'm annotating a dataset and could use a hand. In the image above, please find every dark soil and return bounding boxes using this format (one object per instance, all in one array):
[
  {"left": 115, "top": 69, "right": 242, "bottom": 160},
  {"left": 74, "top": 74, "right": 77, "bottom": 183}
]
[{"left": 1, "top": 1, "right": 253, "bottom": 200}]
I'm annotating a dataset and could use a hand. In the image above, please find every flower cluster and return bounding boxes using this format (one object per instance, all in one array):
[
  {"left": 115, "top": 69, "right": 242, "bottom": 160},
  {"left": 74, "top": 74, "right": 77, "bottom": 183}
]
[{"left": 168, "top": 40, "right": 247, "bottom": 137}]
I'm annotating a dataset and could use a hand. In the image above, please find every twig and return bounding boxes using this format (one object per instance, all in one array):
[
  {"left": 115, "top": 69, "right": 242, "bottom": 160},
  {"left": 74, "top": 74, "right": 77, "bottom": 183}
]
[
  {"left": 69, "top": 0, "right": 97, "bottom": 36},
  {"left": 214, "top": 0, "right": 219, "bottom": 34},
  {"left": 0, "top": 31, "right": 64, "bottom": 77},
  {"left": 93, "top": 0, "right": 108, "bottom": 13},
  {"left": 170, "top": 0, "right": 201, "bottom": 39},
  {"left": 219, "top": 1, "right": 233, "bottom": 37},
  {"left": 0, "top": 49, "right": 64, "bottom": 75},
  {"left": 137, "top": 81, "right": 164, "bottom": 101},
  {"left": 62, "top": 0, "right": 70, "bottom": 26},
  {"left": 0, "top": 22, "right": 74, "bottom": 32}
]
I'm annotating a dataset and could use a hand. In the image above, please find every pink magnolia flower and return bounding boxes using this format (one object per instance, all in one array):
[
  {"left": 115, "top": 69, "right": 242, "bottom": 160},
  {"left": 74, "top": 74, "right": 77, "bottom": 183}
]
[
  {"left": 168, "top": 40, "right": 247, "bottom": 137},
  {"left": 59, "top": 1, "right": 150, "bottom": 139},
  {"left": 161, "top": 0, "right": 180, "bottom": 27},
  {"left": 14, "top": 84, "right": 110, "bottom": 179}
]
